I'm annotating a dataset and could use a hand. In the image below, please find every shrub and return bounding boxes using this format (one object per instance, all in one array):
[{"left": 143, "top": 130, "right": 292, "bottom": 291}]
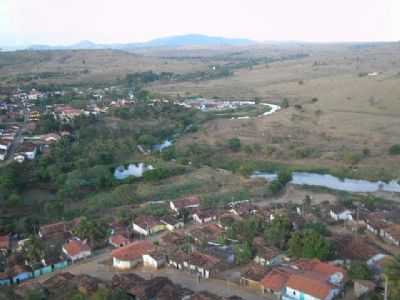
[
  {"left": 227, "top": 138, "right": 241, "bottom": 152},
  {"left": 389, "top": 144, "right": 400, "bottom": 155}
]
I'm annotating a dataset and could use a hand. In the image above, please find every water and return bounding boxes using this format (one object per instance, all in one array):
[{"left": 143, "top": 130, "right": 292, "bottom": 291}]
[
  {"left": 251, "top": 171, "right": 400, "bottom": 193},
  {"left": 153, "top": 139, "right": 173, "bottom": 152},
  {"left": 114, "top": 163, "right": 154, "bottom": 180}
]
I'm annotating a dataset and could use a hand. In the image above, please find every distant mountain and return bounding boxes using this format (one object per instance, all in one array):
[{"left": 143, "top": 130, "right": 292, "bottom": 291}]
[{"left": 27, "top": 34, "right": 256, "bottom": 51}]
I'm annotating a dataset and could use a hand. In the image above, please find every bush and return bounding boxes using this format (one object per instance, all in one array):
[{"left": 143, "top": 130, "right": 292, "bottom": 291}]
[
  {"left": 389, "top": 144, "right": 400, "bottom": 155},
  {"left": 227, "top": 138, "right": 241, "bottom": 152}
]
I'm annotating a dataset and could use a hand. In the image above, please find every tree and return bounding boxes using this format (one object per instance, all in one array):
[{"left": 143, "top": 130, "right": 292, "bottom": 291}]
[
  {"left": 73, "top": 217, "right": 107, "bottom": 248},
  {"left": 23, "top": 235, "right": 45, "bottom": 266},
  {"left": 287, "top": 229, "right": 332, "bottom": 260},
  {"left": 348, "top": 261, "right": 372, "bottom": 280},
  {"left": 384, "top": 255, "right": 400, "bottom": 300},
  {"left": 264, "top": 216, "right": 292, "bottom": 249},
  {"left": 234, "top": 242, "right": 253, "bottom": 265},
  {"left": 282, "top": 98, "right": 289, "bottom": 108},
  {"left": 227, "top": 138, "right": 241, "bottom": 152}
]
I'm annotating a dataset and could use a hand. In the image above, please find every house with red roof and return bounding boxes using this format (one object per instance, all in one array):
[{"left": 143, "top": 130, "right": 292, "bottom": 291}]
[
  {"left": 132, "top": 215, "right": 165, "bottom": 236},
  {"left": 261, "top": 259, "right": 347, "bottom": 300},
  {"left": 109, "top": 234, "right": 130, "bottom": 248},
  {"left": 0, "top": 234, "right": 10, "bottom": 253},
  {"left": 62, "top": 239, "right": 91, "bottom": 262},
  {"left": 112, "top": 240, "right": 154, "bottom": 270},
  {"left": 169, "top": 196, "right": 201, "bottom": 213}
]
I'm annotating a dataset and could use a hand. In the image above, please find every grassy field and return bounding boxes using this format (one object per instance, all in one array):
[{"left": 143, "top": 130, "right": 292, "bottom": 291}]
[{"left": 1, "top": 43, "right": 400, "bottom": 180}]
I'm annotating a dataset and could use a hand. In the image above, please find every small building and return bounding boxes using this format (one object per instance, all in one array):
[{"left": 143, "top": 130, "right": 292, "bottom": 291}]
[
  {"left": 0, "top": 139, "right": 12, "bottom": 151},
  {"left": 170, "top": 196, "right": 201, "bottom": 213},
  {"left": 261, "top": 268, "right": 292, "bottom": 298},
  {"left": 160, "top": 215, "right": 184, "bottom": 231},
  {"left": 0, "top": 149, "right": 7, "bottom": 161},
  {"left": 240, "top": 264, "right": 270, "bottom": 291},
  {"left": 133, "top": 215, "right": 165, "bottom": 236},
  {"left": 354, "top": 280, "right": 376, "bottom": 298},
  {"left": 381, "top": 224, "right": 400, "bottom": 246},
  {"left": 364, "top": 212, "right": 388, "bottom": 236},
  {"left": 19, "top": 142, "right": 38, "bottom": 160},
  {"left": 253, "top": 237, "right": 281, "bottom": 266},
  {"left": 192, "top": 209, "right": 218, "bottom": 224},
  {"left": 109, "top": 234, "right": 130, "bottom": 248},
  {"left": 329, "top": 206, "right": 353, "bottom": 222},
  {"left": 168, "top": 250, "right": 220, "bottom": 279},
  {"left": 143, "top": 249, "right": 166, "bottom": 269},
  {"left": 0, "top": 234, "right": 10, "bottom": 253},
  {"left": 230, "top": 202, "right": 257, "bottom": 217},
  {"left": 62, "top": 239, "right": 91, "bottom": 262},
  {"left": 188, "top": 224, "right": 224, "bottom": 245},
  {"left": 112, "top": 240, "right": 154, "bottom": 270}
]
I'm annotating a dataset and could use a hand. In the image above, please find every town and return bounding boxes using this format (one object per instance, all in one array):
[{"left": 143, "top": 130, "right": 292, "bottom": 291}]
[{"left": 1, "top": 3, "right": 400, "bottom": 298}]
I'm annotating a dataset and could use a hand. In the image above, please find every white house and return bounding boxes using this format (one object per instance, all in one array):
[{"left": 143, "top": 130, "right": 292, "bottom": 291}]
[
  {"left": 62, "top": 239, "right": 91, "bottom": 262},
  {"left": 112, "top": 240, "right": 154, "bottom": 270},
  {"left": 329, "top": 206, "right": 353, "bottom": 221},
  {"left": 0, "top": 139, "right": 11, "bottom": 151},
  {"left": 160, "top": 216, "right": 184, "bottom": 231},
  {"left": 143, "top": 249, "right": 166, "bottom": 269},
  {"left": 132, "top": 216, "right": 164, "bottom": 236},
  {"left": 0, "top": 149, "right": 6, "bottom": 161},
  {"left": 192, "top": 209, "right": 217, "bottom": 224},
  {"left": 169, "top": 196, "right": 201, "bottom": 213},
  {"left": 19, "top": 142, "right": 38, "bottom": 160}
]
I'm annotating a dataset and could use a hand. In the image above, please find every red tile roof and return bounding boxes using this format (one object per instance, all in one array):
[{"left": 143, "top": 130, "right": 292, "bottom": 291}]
[
  {"left": 172, "top": 196, "right": 201, "bottom": 209},
  {"left": 134, "top": 215, "right": 160, "bottom": 229},
  {"left": 63, "top": 240, "right": 90, "bottom": 257},
  {"left": 384, "top": 224, "right": 400, "bottom": 241},
  {"left": 112, "top": 240, "right": 154, "bottom": 261},
  {"left": 295, "top": 259, "right": 347, "bottom": 280},
  {"left": 110, "top": 234, "right": 130, "bottom": 247},
  {"left": 261, "top": 269, "right": 292, "bottom": 292},
  {"left": 286, "top": 274, "right": 332, "bottom": 299},
  {"left": 0, "top": 235, "right": 10, "bottom": 250}
]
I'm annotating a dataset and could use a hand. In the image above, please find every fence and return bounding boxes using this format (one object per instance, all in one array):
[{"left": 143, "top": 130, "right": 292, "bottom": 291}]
[{"left": 0, "top": 260, "right": 69, "bottom": 286}]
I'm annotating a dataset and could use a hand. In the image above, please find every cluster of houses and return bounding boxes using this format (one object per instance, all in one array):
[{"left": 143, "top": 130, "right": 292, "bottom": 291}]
[
  {"left": 0, "top": 125, "right": 20, "bottom": 161},
  {"left": 179, "top": 98, "right": 256, "bottom": 112},
  {"left": 1, "top": 189, "right": 400, "bottom": 299},
  {"left": 10, "top": 271, "right": 248, "bottom": 300}
]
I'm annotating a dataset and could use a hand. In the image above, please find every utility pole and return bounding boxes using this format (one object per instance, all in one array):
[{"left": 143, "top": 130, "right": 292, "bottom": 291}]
[{"left": 384, "top": 274, "right": 388, "bottom": 300}]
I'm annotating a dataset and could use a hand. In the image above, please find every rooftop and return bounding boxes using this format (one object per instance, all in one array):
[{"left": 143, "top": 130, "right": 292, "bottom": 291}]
[
  {"left": 112, "top": 240, "right": 154, "bottom": 261},
  {"left": 63, "top": 239, "right": 90, "bottom": 257}
]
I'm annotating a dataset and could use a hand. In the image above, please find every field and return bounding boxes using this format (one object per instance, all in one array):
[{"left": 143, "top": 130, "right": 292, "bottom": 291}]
[{"left": 1, "top": 43, "right": 400, "bottom": 186}]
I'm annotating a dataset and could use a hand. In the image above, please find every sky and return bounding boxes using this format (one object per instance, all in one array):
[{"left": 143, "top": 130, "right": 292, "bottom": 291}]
[{"left": 1, "top": 0, "right": 399, "bottom": 46}]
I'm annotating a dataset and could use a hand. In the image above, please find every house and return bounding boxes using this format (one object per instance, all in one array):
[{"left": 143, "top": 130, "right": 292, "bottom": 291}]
[
  {"left": 365, "top": 212, "right": 388, "bottom": 236},
  {"left": 133, "top": 215, "right": 165, "bottom": 236},
  {"left": 54, "top": 105, "right": 82, "bottom": 121},
  {"left": 161, "top": 231, "right": 186, "bottom": 247},
  {"left": 39, "top": 219, "right": 80, "bottom": 240},
  {"left": 0, "top": 139, "right": 11, "bottom": 151},
  {"left": 354, "top": 280, "right": 376, "bottom": 298},
  {"left": 261, "top": 268, "right": 292, "bottom": 298},
  {"left": 381, "top": 224, "right": 400, "bottom": 246},
  {"left": 329, "top": 205, "right": 353, "bottom": 221},
  {"left": 283, "top": 273, "right": 340, "bottom": 300},
  {"left": 188, "top": 224, "right": 224, "bottom": 245},
  {"left": 192, "top": 209, "right": 218, "bottom": 224},
  {"left": 0, "top": 234, "right": 10, "bottom": 253},
  {"left": 62, "top": 239, "right": 91, "bottom": 262},
  {"left": 112, "top": 240, "right": 154, "bottom": 270},
  {"left": 18, "top": 142, "right": 38, "bottom": 160},
  {"left": 332, "top": 234, "right": 380, "bottom": 261},
  {"left": 240, "top": 264, "right": 270, "bottom": 291},
  {"left": 261, "top": 259, "right": 347, "bottom": 300},
  {"left": 160, "top": 215, "right": 184, "bottom": 231},
  {"left": 170, "top": 196, "right": 201, "bottom": 213},
  {"left": 109, "top": 234, "right": 130, "bottom": 248},
  {"left": 0, "top": 149, "right": 7, "bottom": 161},
  {"left": 168, "top": 250, "right": 221, "bottom": 279},
  {"left": 143, "top": 248, "right": 166, "bottom": 269},
  {"left": 127, "top": 276, "right": 184, "bottom": 300},
  {"left": 252, "top": 237, "right": 281, "bottom": 266},
  {"left": 230, "top": 202, "right": 258, "bottom": 217}
]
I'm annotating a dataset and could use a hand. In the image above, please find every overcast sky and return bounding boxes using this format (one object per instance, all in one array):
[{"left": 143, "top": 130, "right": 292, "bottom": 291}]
[{"left": 1, "top": 0, "right": 399, "bottom": 46}]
